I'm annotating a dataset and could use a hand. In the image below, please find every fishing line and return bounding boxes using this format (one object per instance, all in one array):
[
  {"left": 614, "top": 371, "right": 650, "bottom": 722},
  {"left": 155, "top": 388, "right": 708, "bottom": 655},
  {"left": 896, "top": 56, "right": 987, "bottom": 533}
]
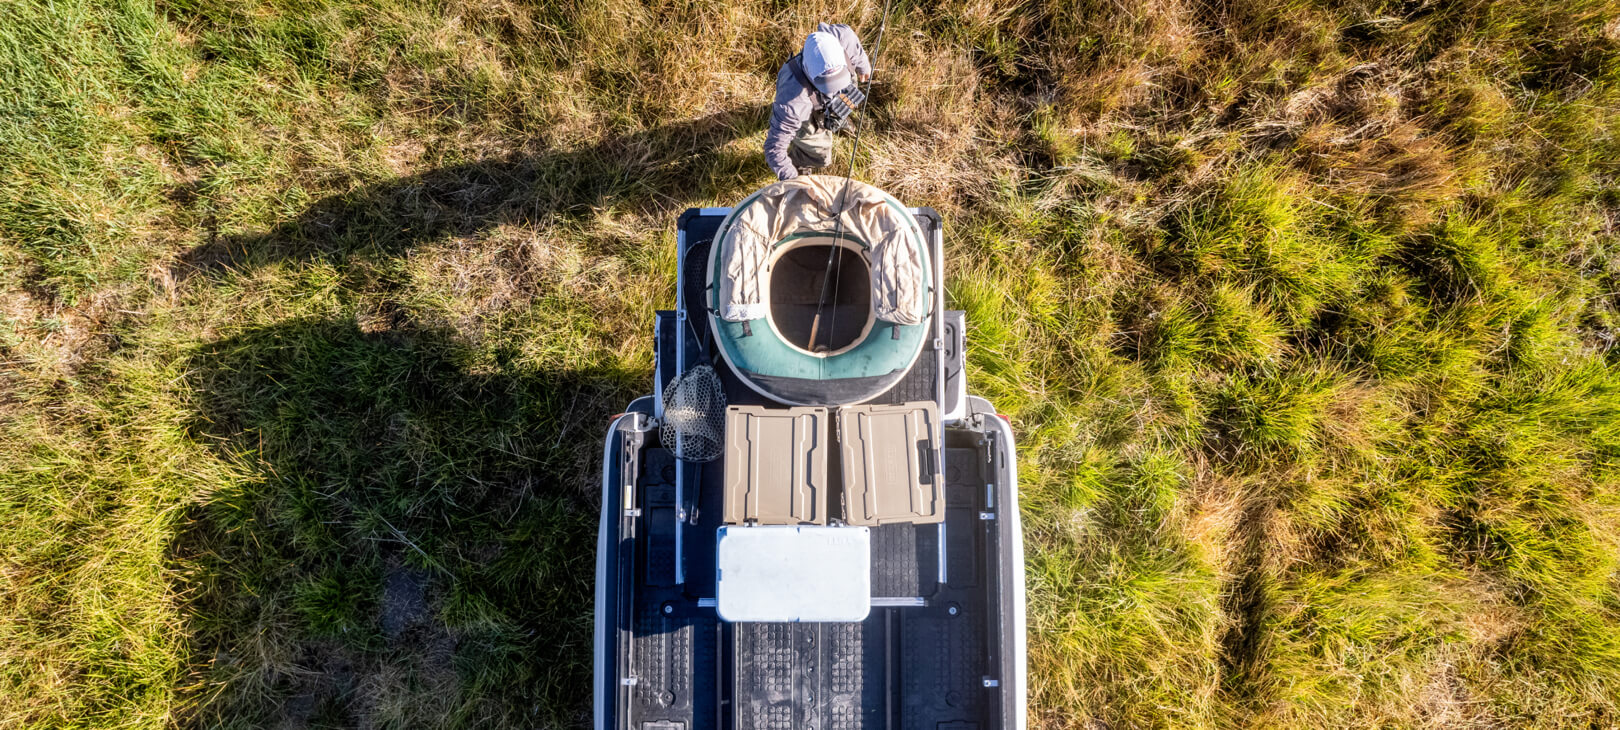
[{"left": 808, "top": 0, "right": 892, "bottom": 366}]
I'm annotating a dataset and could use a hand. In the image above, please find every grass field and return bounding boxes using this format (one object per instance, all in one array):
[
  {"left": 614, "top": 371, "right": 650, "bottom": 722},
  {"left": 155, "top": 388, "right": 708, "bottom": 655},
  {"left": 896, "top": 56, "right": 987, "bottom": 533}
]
[{"left": 4, "top": 0, "right": 1620, "bottom": 727}]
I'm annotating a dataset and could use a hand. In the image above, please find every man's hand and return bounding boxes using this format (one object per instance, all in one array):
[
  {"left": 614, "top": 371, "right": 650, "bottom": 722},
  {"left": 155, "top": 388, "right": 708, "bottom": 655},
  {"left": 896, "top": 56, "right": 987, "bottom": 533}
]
[{"left": 858, "top": 71, "right": 871, "bottom": 84}]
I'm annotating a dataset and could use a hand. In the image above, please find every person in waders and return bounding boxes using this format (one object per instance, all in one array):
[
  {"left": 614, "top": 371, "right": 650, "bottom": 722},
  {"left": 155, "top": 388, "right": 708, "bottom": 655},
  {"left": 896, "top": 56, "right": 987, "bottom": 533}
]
[{"left": 764, "top": 24, "right": 872, "bottom": 180}]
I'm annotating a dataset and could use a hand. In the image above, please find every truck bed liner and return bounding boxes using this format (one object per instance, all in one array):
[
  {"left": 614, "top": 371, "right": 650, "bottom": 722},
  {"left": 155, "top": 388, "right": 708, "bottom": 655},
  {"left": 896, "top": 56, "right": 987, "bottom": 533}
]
[{"left": 620, "top": 447, "right": 998, "bottom": 730}]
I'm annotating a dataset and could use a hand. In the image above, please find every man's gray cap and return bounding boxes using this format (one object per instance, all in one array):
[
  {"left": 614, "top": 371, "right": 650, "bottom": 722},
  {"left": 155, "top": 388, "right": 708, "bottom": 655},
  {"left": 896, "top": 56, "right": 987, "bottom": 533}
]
[{"left": 803, "top": 31, "right": 850, "bottom": 95}]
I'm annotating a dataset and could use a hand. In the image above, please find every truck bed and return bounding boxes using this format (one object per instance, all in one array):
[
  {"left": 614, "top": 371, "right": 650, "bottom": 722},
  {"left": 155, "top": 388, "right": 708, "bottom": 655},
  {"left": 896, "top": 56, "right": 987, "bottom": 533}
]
[
  {"left": 594, "top": 206, "right": 1024, "bottom": 730},
  {"left": 603, "top": 433, "right": 1018, "bottom": 730}
]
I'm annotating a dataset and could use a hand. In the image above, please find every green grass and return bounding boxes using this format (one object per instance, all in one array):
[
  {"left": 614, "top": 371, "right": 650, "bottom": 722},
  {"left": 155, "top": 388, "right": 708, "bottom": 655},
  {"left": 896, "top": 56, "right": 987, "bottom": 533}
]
[{"left": 4, "top": 0, "right": 1620, "bottom": 727}]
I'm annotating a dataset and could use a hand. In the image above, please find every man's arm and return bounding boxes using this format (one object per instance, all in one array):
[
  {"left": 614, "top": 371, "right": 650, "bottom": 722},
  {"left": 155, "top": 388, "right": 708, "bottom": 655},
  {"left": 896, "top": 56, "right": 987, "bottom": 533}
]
[
  {"left": 818, "top": 22, "right": 871, "bottom": 79},
  {"left": 764, "top": 70, "right": 811, "bottom": 180}
]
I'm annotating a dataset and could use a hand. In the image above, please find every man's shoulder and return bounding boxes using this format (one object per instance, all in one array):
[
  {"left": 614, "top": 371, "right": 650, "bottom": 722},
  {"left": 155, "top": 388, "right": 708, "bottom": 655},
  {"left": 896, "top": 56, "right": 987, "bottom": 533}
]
[
  {"left": 816, "top": 21, "right": 854, "bottom": 37},
  {"left": 773, "top": 63, "right": 814, "bottom": 106},
  {"left": 814, "top": 22, "right": 865, "bottom": 62}
]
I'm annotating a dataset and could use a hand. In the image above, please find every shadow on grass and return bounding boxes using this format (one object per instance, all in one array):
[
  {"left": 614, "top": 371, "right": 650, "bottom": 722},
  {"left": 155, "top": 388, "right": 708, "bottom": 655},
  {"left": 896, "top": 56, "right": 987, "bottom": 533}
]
[
  {"left": 165, "top": 107, "right": 769, "bottom": 727},
  {"left": 162, "top": 106, "right": 764, "bottom": 728},
  {"left": 176, "top": 104, "right": 769, "bottom": 280},
  {"left": 173, "top": 317, "right": 641, "bottom": 727}
]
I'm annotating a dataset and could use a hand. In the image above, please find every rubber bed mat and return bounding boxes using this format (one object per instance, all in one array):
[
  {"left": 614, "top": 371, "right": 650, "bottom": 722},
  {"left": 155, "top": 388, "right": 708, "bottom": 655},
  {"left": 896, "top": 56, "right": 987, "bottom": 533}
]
[{"left": 618, "top": 412, "right": 996, "bottom": 730}]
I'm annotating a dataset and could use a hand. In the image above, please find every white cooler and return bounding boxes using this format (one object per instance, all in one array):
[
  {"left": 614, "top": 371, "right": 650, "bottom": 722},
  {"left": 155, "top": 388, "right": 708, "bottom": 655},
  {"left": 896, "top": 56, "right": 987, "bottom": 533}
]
[{"left": 715, "top": 525, "right": 871, "bottom": 623}]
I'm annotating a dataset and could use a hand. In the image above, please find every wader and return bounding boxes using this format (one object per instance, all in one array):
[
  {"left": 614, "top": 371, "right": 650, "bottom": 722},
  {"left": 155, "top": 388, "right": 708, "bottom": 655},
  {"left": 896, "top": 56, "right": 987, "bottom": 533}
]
[{"left": 789, "top": 113, "right": 836, "bottom": 172}]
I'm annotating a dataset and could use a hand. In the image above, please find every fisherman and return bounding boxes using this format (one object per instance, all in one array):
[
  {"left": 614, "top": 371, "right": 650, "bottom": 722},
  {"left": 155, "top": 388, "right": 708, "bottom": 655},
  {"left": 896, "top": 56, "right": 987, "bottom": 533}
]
[{"left": 765, "top": 23, "right": 873, "bottom": 181}]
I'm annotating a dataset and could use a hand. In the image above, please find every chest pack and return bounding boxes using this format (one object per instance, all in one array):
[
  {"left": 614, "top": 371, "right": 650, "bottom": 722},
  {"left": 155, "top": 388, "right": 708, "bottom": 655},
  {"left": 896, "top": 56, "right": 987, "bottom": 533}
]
[{"left": 789, "top": 54, "right": 866, "bottom": 134}]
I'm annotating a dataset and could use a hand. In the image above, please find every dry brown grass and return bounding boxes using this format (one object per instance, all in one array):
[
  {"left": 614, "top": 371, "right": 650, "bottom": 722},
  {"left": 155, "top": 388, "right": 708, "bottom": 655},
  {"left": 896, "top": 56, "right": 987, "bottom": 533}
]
[{"left": 4, "top": 0, "right": 1620, "bottom": 727}]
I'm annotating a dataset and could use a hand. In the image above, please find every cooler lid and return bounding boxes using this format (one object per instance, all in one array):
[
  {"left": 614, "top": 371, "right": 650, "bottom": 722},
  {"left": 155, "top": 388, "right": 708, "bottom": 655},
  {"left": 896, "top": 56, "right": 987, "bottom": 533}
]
[
  {"left": 722, "top": 405, "right": 829, "bottom": 525},
  {"left": 715, "top": 525, "right": 871, "bottom": 622},
  {"left": 838, "top": 401, "right": 945, "bottom": 526}
]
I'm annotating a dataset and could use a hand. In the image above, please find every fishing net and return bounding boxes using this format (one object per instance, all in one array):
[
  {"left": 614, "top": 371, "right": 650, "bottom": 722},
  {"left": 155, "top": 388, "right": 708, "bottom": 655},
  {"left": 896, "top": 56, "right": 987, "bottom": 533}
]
[{"left": 661, "top": 365, "right": 726, "bottom": 462}]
